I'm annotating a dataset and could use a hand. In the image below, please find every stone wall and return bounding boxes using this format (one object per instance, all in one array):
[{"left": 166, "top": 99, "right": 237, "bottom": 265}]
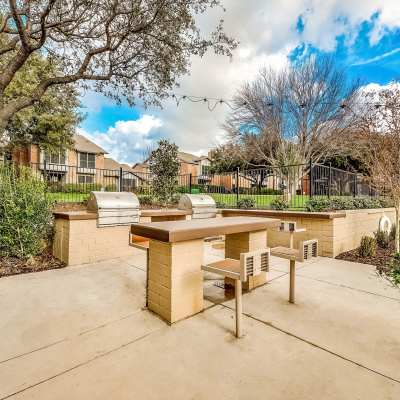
[
  {"left": 222, "top": 208, "right": 396, "bottom": 257},
  {"left": 53, "top": 216, "right": 141, "bottom": 266}
]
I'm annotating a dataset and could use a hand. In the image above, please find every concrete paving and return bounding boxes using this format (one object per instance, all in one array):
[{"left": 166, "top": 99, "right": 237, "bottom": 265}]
[{"left": 0, "top": 245, "right": 399, "bottom": 399}]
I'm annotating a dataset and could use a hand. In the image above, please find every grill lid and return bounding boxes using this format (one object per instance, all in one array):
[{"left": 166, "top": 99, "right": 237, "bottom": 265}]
[
  {"left": 178, "top": 194, "right": 216, "bottom": 210},
  {"left": 87, "top": 191, "right": 140, "bottom": 211}
]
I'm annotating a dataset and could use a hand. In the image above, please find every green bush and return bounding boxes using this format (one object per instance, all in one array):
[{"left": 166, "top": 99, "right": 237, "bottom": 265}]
[
  {"left": 170, "top": 193, "right": 181, "bottom": 204},
  {"left": 305, "top": 197, "right": 331, "bottom": 212},
  {"left": 374, "top": 230, "right": 390, "bottom": 249},
  {"left": 138, "top": 194, "right": 154, "bottom": 206},
  {"left": 358, "top": 236, "right": 377, "bottom": 257},
  {"left": 215, "top": 201, "right": 226, "bottom": 208},
  {"left": 390, "top": 224, "right": 396, "bottom": 241},
  {"left": 305, "top": 196, "right": 389, "bottom": 212},
  {"left": 388, "top": 253, "right": 400, "bottom": 286},
  {"left": 237, "top": 197, "right": 256, "bottom": 209},
  {"left": 378, "top": 197, "right": 394, "bottom": 208},
  {"left": 0, "top": 165, "right": 54, "bottom": 258},
  {"left": 270, "top": 197, "right": 289, "bottom": 210}
]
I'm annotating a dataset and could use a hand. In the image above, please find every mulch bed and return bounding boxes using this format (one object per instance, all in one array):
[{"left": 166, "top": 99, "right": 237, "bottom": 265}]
[
  {"left": 336, "top": 242, "right": 394, "bottom": 266},
  {"left": 0, "top": 249, "right": 66, "bottom": 278},
  {"left": 336, "top": 242, "right": 396, "bottom": 277}
]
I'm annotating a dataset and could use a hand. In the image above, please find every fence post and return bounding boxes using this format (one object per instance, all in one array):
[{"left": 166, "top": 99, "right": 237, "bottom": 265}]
[
  {"left": 328, "top": 162, "right": 332, "bottom": 199},
  {"left": 309, "top": 158, "right": 313, "bottom": 198},
  {"left": 353, "top": 173, "right": 357, "bottom": 198},
  {"left": 189, "top": 173, "right": 192, "bottom": 194},
  {"left": 43, "top": 159, "right": 47, "bottom": 182},
  {"left": 236, "top": 167, "right": 240, "bottom": 207},
  {"left": 119, "top": 167, "right": 123, "bottom": 192}
]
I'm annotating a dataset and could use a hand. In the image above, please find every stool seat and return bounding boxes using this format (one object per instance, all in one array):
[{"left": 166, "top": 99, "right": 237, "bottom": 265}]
[
  {"left": 271, "top": 246, "right": 298, "bottom": 260},
  {"left": 202, "top": 258, "right": 241, "bottom": 280}
]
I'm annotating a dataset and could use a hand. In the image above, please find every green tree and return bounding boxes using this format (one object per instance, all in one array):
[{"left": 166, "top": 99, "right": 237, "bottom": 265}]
[
  {"left": 149, "top": 140, "right": 180, "bottom": 204},
  {"left": 0, "top": 2, "right": 236, "bottom": 136},
  {"left": 2, "top": 49, "right": 81, "bottom": 152}
]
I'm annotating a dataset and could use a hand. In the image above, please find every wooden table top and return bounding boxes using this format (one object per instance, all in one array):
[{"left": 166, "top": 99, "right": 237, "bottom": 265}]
[{"left": 131, "top": 216, "right": 280, "bottom": 243}]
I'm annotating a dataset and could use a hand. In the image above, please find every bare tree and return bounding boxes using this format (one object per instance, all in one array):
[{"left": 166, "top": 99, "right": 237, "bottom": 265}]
[
  {"left": 225, "top": 56, "right": 359, "bottom": 167},
  {"left": 354, "top": 84, "right": 400, "bottom": 252},
  {"left": 0, "top": 0, "right": 236, "bottom": 137}
]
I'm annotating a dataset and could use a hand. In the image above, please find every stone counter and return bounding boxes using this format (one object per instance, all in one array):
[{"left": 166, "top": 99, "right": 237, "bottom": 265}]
[{"left": 222, "top": 208, "right": 396, "bottom": 257}]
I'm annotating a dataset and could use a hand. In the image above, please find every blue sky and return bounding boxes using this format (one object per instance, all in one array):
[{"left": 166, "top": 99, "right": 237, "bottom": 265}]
[{"left": 79, "top": 1, "right": 400, "bottom": 165}]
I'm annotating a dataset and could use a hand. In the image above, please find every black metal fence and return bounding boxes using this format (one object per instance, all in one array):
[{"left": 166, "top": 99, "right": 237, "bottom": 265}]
[{"left": 2, "top": 160, "right": 379, "bottom": 208}]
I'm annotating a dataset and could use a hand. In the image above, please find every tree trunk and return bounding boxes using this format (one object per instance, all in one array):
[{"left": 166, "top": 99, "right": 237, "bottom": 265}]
[{"left": 396, "top": 204, "right": 400, "bottom": 254}]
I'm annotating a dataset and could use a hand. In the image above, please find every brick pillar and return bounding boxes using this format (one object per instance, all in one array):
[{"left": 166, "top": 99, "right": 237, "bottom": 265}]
[
  {"left": 225, "top": 229, "right": 268, "bottom": 290},
  {"left": 147, "top": 239, "right": 204, "bottom": 323}
]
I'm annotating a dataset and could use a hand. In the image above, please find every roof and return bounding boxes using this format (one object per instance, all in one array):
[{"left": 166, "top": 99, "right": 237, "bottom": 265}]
[
  {"left": 104, "top": 158, "right": 147, "bottom": 181},
  {"left": 178, "top": 151, "right": 210, "bottom": 164},
  {"left": 178, "top": 151, "right": 199, "bottom": 164},
  {"left": 104, "top": 158, "right": 137, "bottom": 172},
  {"left": 73, "top": 134, "right": 107, "bottom": 154},
  {"left": 136, "top": 151, "right": 210, "bottom": 167}
]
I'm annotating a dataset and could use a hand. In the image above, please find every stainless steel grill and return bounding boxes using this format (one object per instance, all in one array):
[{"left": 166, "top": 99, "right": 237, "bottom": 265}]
[
  {"left": 178, "top": 194, "right": 217, "bottom": 219},
  {"left": 87, "top": 191, "right": 140, "bottom": 227}
]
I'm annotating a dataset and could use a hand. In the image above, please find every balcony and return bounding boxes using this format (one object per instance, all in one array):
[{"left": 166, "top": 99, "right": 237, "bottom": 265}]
[{"left": 39, "top": 163, "right": 68, "bottom": 173}]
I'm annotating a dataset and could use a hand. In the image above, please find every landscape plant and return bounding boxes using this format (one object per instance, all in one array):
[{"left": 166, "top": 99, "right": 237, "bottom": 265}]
[
  {"left": 148, "top": 140, "right": 180, "bottom": 205},
  {"left": 0, "top": 164, "right": 54, "bottom": 258},
  {"left": 354, "top": 84, "right": 400, "bottom": 252},
  {"left": 270, "top": 197, "right": 289, "bottom": 210},
  {"left": 237, "top": 197, "right": 256, "bottom": 209},
  {"left": 358, "top": 236, "right": 377, "bottom": 258},
  {"left": 374, "top": 230, "right": 390, "bottom": 249},
  {"left": 387, "top": 254, "right": 400, "bottom": 286}
]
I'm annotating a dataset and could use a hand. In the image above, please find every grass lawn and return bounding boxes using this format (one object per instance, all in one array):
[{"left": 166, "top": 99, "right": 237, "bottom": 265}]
[
  {"left": 46, "top": 191, "right": 311, "bottom": 209},
  {"left": 47, "top": 192, "right": 89, "bottom": 203}
]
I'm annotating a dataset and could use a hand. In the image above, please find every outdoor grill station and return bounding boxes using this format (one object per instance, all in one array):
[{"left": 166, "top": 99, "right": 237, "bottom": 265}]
[{"left": 87, "top": 191, "right": 140, "bottom": 227}]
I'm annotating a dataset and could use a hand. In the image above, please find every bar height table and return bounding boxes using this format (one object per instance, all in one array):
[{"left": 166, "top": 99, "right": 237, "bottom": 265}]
[{"left": 131, "top": 216, "right": 280, "bottom": 323}]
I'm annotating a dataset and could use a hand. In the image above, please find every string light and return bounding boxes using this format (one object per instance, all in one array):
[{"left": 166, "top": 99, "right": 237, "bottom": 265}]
[{"left": 166, "top": 92, "right": 392, "bottom": 113}]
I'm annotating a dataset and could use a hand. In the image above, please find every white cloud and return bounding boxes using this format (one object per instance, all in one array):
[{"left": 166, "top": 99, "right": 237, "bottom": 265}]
[
  {"left": 78, "top": 115, "right": 163, "bottom": 164},
  {"left": 80, "top": 0, "right": 400, "bottom": 163}
]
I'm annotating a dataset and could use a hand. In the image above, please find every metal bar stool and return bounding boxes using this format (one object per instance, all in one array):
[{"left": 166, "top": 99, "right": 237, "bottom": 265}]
[{"left": 202, "top": 248, "right": 270, "bottom": 338}]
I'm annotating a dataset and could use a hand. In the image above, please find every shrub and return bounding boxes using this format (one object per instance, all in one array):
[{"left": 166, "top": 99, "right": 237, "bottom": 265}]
[
  {"left": 358, "top": 236, "right": 377, "bottom": 257},
  {"left": 270, "top": 197, "right": 289, "bottom": 210},
  {"left": 0, "top": 165, "right": 54, "bottom": 258},
  {"left": 305, "top": 196, "right": 388, "bottom": 212},
  {"left": 390, "top": 224, "right": 396, "bottom": 241},
  {"left": 374, "top": 230, "right": 390, "bottom": 249},
  {"left": 305, "top": 197, "right": 331, "bottom": 212},
  {"left": 387, "top": 253, "right": 400, "bottom": 286},
  {"left": 378, "top": 197, "right": 394, "bottom": 208},
  {"left": 138, "top": 194, "right": 154, "bottom": 206},
  {"left": 215, "top": 201, "right": 226, "bottom": 208},
  {"left": 237, "top": 197, "right": 256, "bottom": 209},
  {"left": 170, "top": 193, "right": 181, "bottom": 204}
]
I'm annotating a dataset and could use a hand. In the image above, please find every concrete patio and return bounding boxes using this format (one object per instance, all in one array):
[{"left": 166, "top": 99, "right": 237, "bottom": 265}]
[{"left": 1, "top": 244, "right": 400, "bottom": 399}]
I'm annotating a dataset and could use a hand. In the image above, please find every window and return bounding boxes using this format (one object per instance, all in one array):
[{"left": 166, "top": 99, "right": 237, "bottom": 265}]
[
  {"left": 78, "top": 174, "right": 94, "bottom": 184},
  {"left": 79, "top": 152, "right": 95, "bottom": 168},
  {"left": 45, "top": 152, "right": 66, "bottom": 164},
  {"left": 201, "top": 165, "right": 211, "bottom": 175}
]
